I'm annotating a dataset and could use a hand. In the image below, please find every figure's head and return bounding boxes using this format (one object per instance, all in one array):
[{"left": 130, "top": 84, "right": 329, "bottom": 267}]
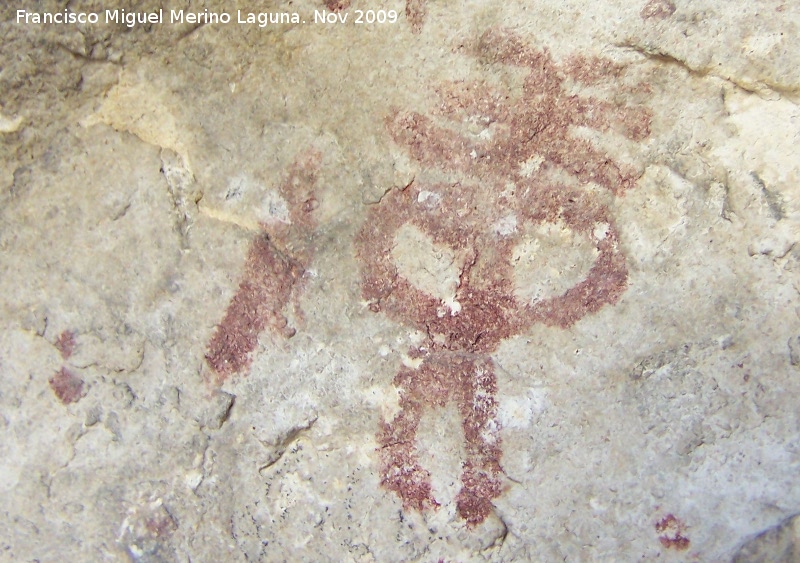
[
  {"left": 356, "top": 178, "right": 627, "bottom": 353},
  {"left": 360, "top": 29, "right": 651, "bottom": 351}
]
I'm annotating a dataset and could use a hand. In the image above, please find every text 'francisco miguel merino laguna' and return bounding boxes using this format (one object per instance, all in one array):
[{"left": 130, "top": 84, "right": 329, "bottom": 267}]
[{"left": 16, "top": 9, "right": 313, "bottom": 28}]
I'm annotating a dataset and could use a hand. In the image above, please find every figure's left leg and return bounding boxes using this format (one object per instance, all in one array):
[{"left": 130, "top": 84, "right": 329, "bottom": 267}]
[{"left": 455, "top": 357, "right": 503, "bottom": 526}]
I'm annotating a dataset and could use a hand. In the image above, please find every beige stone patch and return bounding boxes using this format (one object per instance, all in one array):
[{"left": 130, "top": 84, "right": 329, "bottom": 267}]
[
  {"left": 197, "top": 204, "right": 261, "bottom": 232},
  {"left": 415, "top": 402, "right": 466, "bottom": 509},
  {"left": 363, "top": 385, "right": 402, "bottom": 423},
  {"left": 0, "top": 111, "right": 23, "bottom": 133},
  {"left": 512, "top": 220, "right": 599, "bottom": 303},
  {"left": 86, "top": 72, "right": 191, "bottom": 171},
  {"left": 391, "top": 223, "right": 463, "bottom": 314},
  {"left": 257, "top": 189, "right": 291, "bottom": 226},
  {"left": 497, "top": 388, "right": 549, "bottom": 430},
  {"left": 616, "top": 165, "right": 685, "bottom": 266},
  {"left": 493, "top": 214, "right": 518, "bottom": 237},
  {"left": 717, "top": 88, "right": 800, "bottom": 220}
]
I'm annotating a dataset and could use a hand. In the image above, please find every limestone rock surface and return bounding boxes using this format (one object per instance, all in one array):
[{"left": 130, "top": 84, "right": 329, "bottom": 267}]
[{"left": 1, "top": 0, "right": 799, "bottom": 560}]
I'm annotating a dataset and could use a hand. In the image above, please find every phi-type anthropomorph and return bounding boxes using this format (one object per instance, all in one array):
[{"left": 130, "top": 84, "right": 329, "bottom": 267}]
[{"left": 357, "top": 28, "right": 651, "bottom": 526}]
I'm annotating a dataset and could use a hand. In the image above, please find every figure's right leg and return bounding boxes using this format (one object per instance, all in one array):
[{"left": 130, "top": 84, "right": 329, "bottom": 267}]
[
  {"left": 204, "top": 235, "right": 300, "bottom": 383},
  {"left": 377, "top": 370, "right": 440, "bottom": 512}
]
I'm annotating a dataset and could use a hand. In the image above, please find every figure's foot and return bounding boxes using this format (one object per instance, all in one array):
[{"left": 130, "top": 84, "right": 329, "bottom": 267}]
[
  {"left": 380, "top": 452, "right": 439, "bottom": 512},
  {"left": 378, "top": 399, "right": 441, "bottom": 513},
  {"left": 456, "top": 466, "right": 502, "bottom": 526}
]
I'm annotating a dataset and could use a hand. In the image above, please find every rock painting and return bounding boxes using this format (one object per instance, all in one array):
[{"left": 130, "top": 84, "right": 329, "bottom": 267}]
[
  {"left": 656, "top": 514, "right": 691, "bottom": 550},
  {"left": 324, "top": 0, "right": 351, "bottom": 12},
  {"left": 405, "top": 0, "right": 427, "bottom": 33},
  {"left": 357, "top": 29, "right": 652, "bottom": 525},
  {"left": 320, "top": 0, "right": 425, "bottom": 33},
  {"left": 640, "top": 0, "right": 677, "bottom": 20},
  {"left": 50, "top": 330, "right": 85, "bottom": 404},
  {"left": 205, "top": 150, "right": 321, "bottom": 384}
]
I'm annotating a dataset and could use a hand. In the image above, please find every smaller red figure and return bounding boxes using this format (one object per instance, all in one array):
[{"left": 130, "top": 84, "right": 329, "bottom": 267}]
[{"left": 205, "top": 149, "right": 322, "bottom": 384}]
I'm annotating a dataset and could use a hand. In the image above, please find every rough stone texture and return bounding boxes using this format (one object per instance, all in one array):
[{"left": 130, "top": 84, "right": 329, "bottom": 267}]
[
  {"left": 1, "top": 0, "right": 799, "bottom": 560},
  {"left": 732, "top": 513, "right": 800, "bottom": 562}
]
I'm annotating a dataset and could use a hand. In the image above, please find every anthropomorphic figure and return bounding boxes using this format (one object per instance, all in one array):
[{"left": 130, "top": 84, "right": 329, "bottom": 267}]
[
  {"left": 205, "top": 149, "right": 321, "bottom": 384},
  {"left": 357, "top": 28, "right": 651, "bottom": 526}
]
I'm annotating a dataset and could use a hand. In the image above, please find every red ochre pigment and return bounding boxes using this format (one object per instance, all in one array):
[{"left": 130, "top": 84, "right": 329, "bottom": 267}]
[
  {"left": 50, "top": 330, "right": 85, "bottom": 404},
  {"left": 323, "top": 0, "right": 351, "bottom": 12},
  {"left": 54, "top": 330, "right": 76, "bottom": 360},
  {"left": 205, "top": 149, "right": 321, "bottom": 384},
  {"left": 405, "top": 0, "right": 427, "bottom": 34},
  {"left": 49, "top": 366, "right": 85, "bottom": 404},
  {"left": 641, "top": 0, "right": 677, "bottom": 20},
  {"left": 656, "top": 514, "right": 691, "bottom": 550},
  {"left": 358, "top": 29, "right": 652, "bottom": 526}
]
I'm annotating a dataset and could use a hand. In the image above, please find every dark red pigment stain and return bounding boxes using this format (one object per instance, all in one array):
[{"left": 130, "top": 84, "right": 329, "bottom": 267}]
[
  {"left": 324, "top": 0, "right": 351, "bottom": 12},
  {"left": 405, "top": 0, "right": 427, "bottom": 34},
  {"left": 54, "top": 330, "right": 76, "bottom": 360},
  {"left": 656, "top": 514, "right": 691, "bottom": 550},
  {"left": 120, "top": 501, "right": 178, "bottom": 558},
  {"left": 640, "top": 0, "right": 676, "bottom": 20},
  {"left": 51, "top": 330, "right": 84, "bottom": 404},
  {"left": 145, "top": 511, "right": 178, "bottom": 538},
  {"left": 49, "top": 366, "right": 85, "bottom": 404},
  {"left": 358, "top": 29, "right": 651, "bottom": 526},
  {"left": 205, "top": 150, "right": 321, "bottom": 384}
]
